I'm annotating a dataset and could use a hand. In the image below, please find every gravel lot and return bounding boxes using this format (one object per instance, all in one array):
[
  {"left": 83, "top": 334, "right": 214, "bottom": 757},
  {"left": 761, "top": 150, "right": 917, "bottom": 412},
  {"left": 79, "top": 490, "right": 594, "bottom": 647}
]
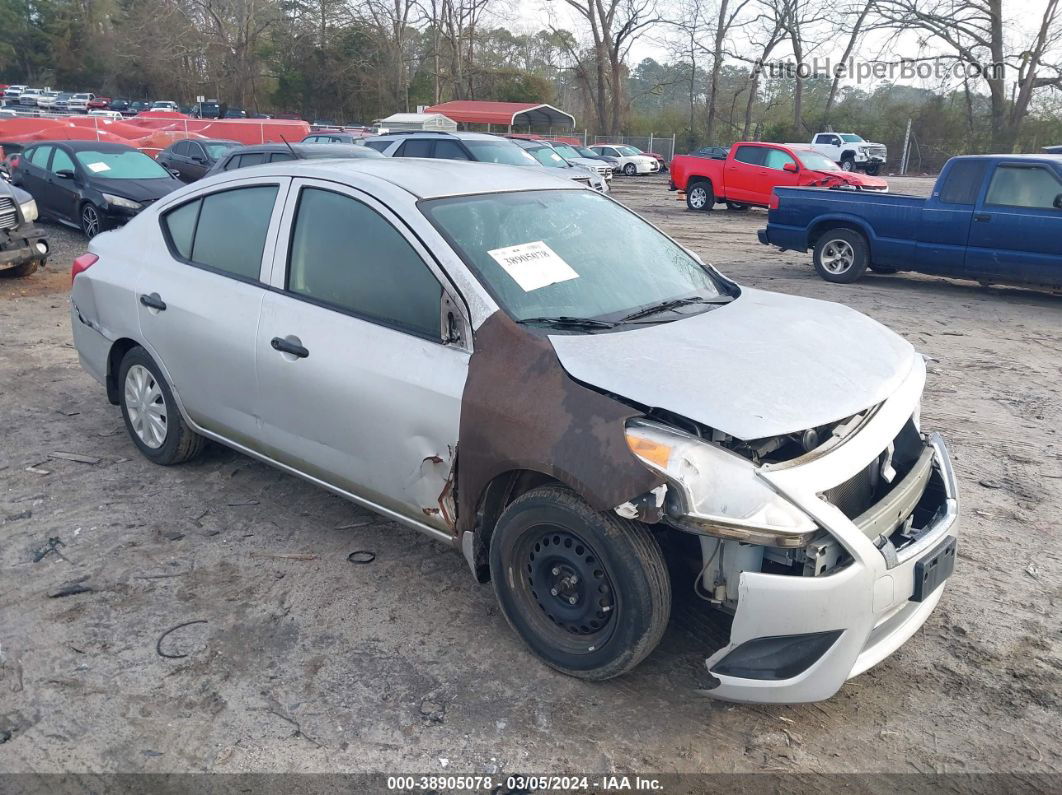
[{"left": 1, "top": 173, "right": 1060, "bottom": 779}]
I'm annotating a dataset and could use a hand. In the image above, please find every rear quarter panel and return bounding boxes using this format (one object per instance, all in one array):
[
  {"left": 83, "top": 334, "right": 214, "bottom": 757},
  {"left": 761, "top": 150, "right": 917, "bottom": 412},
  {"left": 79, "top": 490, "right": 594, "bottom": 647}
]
[
  {"left": 768, "top": 188, "right": 927, "bottom": 266},
  {"left": 671, "top": 155, "right": 725, "bottom": 193}
]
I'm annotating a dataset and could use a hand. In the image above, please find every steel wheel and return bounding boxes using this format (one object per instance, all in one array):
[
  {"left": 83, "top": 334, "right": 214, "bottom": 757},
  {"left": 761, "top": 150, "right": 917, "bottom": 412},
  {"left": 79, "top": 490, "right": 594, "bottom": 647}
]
[
  {"left": 820, "top": 238, "right": 855, "bottom": 275},
  {"left": 516, "top": 524, "right": 617, "bottom": 646},
  {"left": 124, "top": 364, "right": 167, "bottom": 449},
  {"left": 81, "top": 204, "right": 101, "bottom": 238}
]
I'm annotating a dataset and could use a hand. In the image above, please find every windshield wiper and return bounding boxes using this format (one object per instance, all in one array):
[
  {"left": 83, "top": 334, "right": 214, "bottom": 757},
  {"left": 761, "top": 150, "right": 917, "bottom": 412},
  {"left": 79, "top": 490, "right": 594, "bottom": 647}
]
[
  {"left": 517, "top": 316, "right": 616, "bottom": 330},
  {"left": 619, "top": 295, "right": 731, "bottom": 323}
]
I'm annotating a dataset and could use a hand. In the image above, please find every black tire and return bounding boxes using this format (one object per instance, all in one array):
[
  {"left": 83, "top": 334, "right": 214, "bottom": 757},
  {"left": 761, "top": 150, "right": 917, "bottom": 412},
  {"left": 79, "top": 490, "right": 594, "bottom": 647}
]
[
  {"left": 685, "top": 181, "right": 713, "bottom": 211},
  {"left": 118, "top": 346, "right": 205, "bottom": 465},
  {"left": 812, "top": 228, "right": 869, "bottom": 283},
  {"left": 864, "top": 164, "right": 881, "bottom": 176},
  {"left": 489, "top": 485, "right": 671, "bottom": 681},
  {"left": 725, "top": 201, "right": 748, "bottom": 212},
  {"left": 623, "top": 162, "right": 637, "bottom": 176},
  {"left": 0, "top": 258, "right": 41, "bottom": 278},
  {"left": 80, "top": 202, "right": 109, "bottom": 239},
  {"left": 869, "top": 264, "right": 897, "bottom": 274},
  {"left": 840, "top": 156, "right": 855, "bottom": 172}
]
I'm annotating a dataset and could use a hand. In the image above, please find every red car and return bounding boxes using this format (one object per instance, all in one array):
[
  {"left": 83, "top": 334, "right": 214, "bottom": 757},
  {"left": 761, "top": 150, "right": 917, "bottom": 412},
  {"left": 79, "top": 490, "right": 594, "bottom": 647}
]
[
  {"left": 88, "top": 96, "right": 112, "bottom": 110},
  {"left": 670, "top": 142, "right": 888, "bottom": 211}
]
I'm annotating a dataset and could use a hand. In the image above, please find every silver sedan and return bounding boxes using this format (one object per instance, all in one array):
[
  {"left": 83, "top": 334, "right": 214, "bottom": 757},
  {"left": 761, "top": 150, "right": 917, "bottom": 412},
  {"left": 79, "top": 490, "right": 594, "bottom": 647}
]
[{"left": 70, "top": 158, "right": 957, "bottom": 702}]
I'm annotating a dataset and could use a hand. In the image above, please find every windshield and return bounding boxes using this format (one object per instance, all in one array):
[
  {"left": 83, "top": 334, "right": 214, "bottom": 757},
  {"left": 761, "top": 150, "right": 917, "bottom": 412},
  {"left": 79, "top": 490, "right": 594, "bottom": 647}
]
[
  {"left": 422, "top": 189, "right": 724, "bottom": 325},
  {"left": 205, "top": 142, "right": 236, "bottom": 158},
  {"left": 617, "top": 145, "right": 642, "bottom": 156},
  {"left": 795, "top": 150, "right": 841, "bottom": 171},
  {"left": 576, "top": 146, "right": 601, "bottom": 158},
  {"left": 74, "top": 150, "right": 171, "bottom": 179},
  {"left": 550, "top": 143, "right": 582, "bottom": 159},
  {"left": 464, "top": 140, "right": 539, "bottom": 166},
  {"left": 840, "top": 134, "right": 865, "bottom": 143},
  {"left": 526, "top": 146, "right": 569, "bottom": 168}
]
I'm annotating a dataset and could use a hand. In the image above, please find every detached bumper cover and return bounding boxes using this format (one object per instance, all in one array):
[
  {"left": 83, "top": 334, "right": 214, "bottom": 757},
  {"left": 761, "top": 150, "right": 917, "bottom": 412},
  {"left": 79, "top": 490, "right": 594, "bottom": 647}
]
[{"left": 703, "top": 364, "right": 959, "bottom": 703}]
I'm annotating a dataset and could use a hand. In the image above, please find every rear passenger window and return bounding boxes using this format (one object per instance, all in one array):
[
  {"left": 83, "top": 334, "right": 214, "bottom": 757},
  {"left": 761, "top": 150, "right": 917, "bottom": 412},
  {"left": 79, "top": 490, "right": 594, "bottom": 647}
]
[
  {"left": 161, "top": 186, "right": 278, "bottom": 280},
  {"left": 28, "top": 146, "right": 53, "bottom": 167},
  {"left": 434, "top": 140, "right": 470, "bottom": 161},
  {"left": 286, "top": 188, "right": 442, "bottom": 338},
  {"left": 734, "top": 146, "right": 765, "bottom": 166},
  {"left": 939, "top": 161, "right": 988, "bottom": 204},
  {"left": 238, "top": 152, "right": 266, "bottom": 168},
  {"left": 397, "top": 139, "right": 434, "bottom": 158}
]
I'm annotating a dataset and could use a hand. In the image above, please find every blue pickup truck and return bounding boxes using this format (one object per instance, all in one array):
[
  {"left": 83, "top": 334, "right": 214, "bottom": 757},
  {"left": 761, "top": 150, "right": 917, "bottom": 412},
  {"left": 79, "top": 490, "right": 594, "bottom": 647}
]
[{"left": 758, "top": 154, "right": 1062, "bottom": 288}]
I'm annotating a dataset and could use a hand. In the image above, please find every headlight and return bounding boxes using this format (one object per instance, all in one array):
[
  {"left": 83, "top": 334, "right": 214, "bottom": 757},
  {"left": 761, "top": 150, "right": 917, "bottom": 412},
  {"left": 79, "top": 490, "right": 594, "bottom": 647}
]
[
  {"left": 19, "top": 199, "right": 37, "bottom": 222},
  {"left": 625, "top": 419, "right": 817, "bottom": 547},
  {"left": 101, "top": 193, "right": 142, "bottom": 211}
]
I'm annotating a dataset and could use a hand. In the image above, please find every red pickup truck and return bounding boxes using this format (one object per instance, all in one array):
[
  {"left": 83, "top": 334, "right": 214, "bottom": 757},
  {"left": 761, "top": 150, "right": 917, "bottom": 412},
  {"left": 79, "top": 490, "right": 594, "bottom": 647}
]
[{"left": 669, "top": 142, "right": 888, "bottom": 211}]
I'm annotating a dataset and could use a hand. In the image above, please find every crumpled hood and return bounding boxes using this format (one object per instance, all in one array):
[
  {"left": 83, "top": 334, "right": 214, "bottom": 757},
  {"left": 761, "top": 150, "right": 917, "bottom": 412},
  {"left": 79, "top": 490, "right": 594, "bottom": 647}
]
[
  {"left": 548, "top": 288, "right": 917, "bottom": 440},
  {"left": 808, "top": 170, "right": 887, "bottom": 190}
]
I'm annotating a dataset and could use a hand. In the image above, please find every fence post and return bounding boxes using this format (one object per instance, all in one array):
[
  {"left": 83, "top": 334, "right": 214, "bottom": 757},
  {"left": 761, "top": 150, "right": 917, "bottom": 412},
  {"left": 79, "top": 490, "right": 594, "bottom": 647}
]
[
  {"left": 899, "top": 118, "right": 912, "bottom": 175},
  {"left": 649, "top": 132, "right": 654, "bottom": 153}
]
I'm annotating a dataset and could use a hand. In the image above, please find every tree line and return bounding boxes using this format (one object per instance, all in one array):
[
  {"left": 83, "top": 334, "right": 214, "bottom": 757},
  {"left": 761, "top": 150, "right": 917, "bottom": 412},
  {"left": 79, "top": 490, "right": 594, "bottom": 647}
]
[{"left": 1, "top": 0, "right": 1060, "bottom": 160}]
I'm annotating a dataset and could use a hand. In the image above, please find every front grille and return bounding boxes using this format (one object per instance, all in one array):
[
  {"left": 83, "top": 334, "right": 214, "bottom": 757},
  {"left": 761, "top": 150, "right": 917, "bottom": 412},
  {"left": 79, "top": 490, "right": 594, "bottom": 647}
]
[
  {"left": 868, "top": 146, "right": 886, "bottom": 158},
  {"left": 0, "top": 197, "right": 17, "bottom": 230}
]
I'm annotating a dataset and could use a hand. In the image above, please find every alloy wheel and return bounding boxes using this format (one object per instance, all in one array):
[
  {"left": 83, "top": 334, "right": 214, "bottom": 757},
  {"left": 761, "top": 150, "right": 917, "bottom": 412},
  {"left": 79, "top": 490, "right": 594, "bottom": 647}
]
[
  {"left": 124, "top": 364, "right": 167, "bottom": 448},
  {"left": 81, "top": 205, "right": 100, "bottom": 238},
  {"left": 688, "top": 186, "right": 708, "bottom": 209},
  {"left": 820, "top": 239, "right": 855, "bottom": 274}
]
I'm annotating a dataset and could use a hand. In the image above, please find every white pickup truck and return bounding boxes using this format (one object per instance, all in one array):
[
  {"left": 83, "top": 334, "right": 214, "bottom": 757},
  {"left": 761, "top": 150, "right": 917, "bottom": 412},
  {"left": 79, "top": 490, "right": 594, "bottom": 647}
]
[{"left": 796, "top": 133, "right": 887, "bottom": 175}]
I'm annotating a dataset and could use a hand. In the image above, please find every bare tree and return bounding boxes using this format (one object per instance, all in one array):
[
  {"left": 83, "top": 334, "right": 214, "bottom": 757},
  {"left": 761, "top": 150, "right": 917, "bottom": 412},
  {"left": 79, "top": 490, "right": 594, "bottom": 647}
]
[
  {"left": 824, "top": 0, "right": 875, "bottom": 119},
  {"left": 873, "top": 0, "right": 1062, "bottom": 150}
]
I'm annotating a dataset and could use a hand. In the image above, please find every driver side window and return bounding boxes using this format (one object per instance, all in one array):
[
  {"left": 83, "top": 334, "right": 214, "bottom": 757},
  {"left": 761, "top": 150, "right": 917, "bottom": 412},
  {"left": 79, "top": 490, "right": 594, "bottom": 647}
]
[
  {"left": 763, "top": 149, "right": 796, "bottom": 171},
  {"left": 50, "top": 148, "right": 75, "bottom": 174}
]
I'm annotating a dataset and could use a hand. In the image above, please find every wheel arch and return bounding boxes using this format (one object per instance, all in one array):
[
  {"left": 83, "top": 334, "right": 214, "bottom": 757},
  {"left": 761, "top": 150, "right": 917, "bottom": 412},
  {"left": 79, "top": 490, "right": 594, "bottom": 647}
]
[
  {"left": 105, "top": 337, "right": 141, "bottom": 404},
  {"left": 808, "top": 216, "right": 873, "bottom": 257},
  {"left": 840, "top": 149, "right": 857, "bottom": 161},
  {"left": 465, "top": 468, "right": 566, "bottom": 583}
]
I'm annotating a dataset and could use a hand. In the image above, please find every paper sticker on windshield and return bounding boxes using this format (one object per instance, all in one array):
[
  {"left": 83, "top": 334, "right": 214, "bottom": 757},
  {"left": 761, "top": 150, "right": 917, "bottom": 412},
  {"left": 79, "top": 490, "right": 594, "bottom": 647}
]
[
  {"left": 86, "top": 162, "right": 110, "bottom": 173},
  {"left": 487, "top": 241, "right": 578, "bottom": 292}
]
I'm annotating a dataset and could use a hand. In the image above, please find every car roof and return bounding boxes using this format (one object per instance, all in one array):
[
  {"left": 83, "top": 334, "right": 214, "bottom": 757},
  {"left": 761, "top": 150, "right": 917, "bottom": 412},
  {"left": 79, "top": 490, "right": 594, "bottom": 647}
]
[
  {"left": 365, "top": 131, "right": 500, "bottom": 142},
  {"left": 28, "top": 140, "right": 137, "bottom": 153},
  {"left": 218, "top": 158, "right": 579, "bottom": 199}
]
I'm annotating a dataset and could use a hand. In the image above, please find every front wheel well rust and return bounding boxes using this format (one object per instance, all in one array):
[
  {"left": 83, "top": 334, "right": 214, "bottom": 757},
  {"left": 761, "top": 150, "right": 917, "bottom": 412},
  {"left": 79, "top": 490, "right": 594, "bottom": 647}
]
[{"left": 468, "top": 469, "right": 563, "bottom": 582}]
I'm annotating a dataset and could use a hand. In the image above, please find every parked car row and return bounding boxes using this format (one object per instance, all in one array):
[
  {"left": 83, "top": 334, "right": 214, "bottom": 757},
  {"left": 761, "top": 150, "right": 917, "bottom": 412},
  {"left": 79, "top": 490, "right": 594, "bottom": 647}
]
[{"left": 0, "top": 86, "right": 248, "bottom": 117}]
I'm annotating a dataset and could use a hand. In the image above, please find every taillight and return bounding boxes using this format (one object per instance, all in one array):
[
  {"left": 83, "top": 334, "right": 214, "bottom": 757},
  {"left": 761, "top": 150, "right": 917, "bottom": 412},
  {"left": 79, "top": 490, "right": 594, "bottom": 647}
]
[
  {"left": 71, "top": 253, "right": 99, "bottom": 283},
  {"left": 768, "top": 191, "right": 780, "bottom": 210}
]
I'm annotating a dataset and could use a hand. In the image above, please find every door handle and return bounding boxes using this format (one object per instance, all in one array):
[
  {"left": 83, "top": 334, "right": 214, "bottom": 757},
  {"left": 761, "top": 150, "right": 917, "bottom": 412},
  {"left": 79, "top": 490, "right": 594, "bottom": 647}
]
[
  {"left": 139, "top": 292, "right": 166, "bottom": 310},
  {"left": 271, "top": 336, "right": 309, "bottom": 359},
  {"left": 973, "top": 213, "right": 991, "bottom": 222}
]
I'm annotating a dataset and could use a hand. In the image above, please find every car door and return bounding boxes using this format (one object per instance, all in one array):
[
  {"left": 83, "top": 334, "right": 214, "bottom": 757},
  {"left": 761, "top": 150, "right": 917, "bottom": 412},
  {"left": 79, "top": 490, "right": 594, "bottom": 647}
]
[
  {"left": 815, "top": 134, "right": 841, "bottom": 162},
  {"left": 18, "top": 145, "right": 53, "bottom": 205},
  {"left": 138, "top": 178, "right": 289, "bottom": 445},
  {"left": 914, "top": 159, "right": 985, "bottom": 276},
  {"left": 965, "top": 162, "right": 1062, "bottom": 286},
  {"left": 255, "top": 178, "right": 470, "bottom": 530},
  {"left": 756, "top": 148, "right": 801, "bottom": 206},
  {"left": 724, "top": 144, "right": 767, "bottom": 203},
  {"left": 42, "top": 146, "right": 81, "bottom": 223},
  {"left": 184, "top": 142, "right": 210, "bottom": 180}
]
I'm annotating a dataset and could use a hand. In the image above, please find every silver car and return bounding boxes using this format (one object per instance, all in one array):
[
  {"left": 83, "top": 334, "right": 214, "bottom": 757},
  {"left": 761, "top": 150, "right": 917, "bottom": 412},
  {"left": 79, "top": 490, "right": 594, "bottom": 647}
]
[{"left": 70, "top": 159, "right": 959, "bottom": 703}]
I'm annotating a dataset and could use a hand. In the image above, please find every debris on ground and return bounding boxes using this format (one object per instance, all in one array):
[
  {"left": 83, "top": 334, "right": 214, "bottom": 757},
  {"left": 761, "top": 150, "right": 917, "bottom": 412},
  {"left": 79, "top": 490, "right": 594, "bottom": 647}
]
[{"left": 48, "top": 451, "right": 101, "bottom": 465}]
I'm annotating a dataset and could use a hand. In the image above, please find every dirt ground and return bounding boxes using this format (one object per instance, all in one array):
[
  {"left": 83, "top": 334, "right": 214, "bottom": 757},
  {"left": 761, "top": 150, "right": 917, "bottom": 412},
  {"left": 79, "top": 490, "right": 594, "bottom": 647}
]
[{"left": 1, "top": 173, "right": 1060, "bottom": 779}]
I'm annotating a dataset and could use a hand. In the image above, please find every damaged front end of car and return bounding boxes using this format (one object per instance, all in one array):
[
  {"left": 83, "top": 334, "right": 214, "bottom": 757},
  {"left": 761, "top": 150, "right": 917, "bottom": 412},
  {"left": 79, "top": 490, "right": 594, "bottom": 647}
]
[{"left": 613, "top": 355, "right": 959, "bottom": 703}]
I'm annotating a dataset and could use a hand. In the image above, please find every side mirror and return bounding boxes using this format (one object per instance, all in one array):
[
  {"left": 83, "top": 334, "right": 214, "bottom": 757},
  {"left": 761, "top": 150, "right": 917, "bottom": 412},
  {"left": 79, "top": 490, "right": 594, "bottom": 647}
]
[
  {"left": 1054, "top": 194, "right": 1062, "bottom": 209},
  {"left": 55, "top": 169, "right": 75, "bottom": 179},
  {"left": 783, "top": 162, "right": 798, "bottom": 173}
]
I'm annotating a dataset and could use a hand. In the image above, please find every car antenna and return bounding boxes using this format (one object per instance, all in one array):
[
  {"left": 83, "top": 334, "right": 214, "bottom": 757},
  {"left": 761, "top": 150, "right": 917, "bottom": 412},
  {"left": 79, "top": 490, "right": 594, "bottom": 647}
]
[{"left": 279, "top": 135, "right": 302, "bottom": 159}]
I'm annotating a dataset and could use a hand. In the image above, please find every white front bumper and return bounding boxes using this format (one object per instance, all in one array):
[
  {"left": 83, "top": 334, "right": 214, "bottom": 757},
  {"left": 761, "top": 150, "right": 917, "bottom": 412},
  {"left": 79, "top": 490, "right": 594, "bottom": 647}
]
[{"left": 702, "top": 361, "right": 960, "bottom": 703}]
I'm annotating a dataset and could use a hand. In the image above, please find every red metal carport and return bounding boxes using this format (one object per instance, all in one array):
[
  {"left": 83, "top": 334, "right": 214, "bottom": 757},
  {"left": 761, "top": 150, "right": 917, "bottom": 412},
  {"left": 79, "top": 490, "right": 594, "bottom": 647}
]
[{"left": 424, "top": 101, "right": 576, "bottom": 132}]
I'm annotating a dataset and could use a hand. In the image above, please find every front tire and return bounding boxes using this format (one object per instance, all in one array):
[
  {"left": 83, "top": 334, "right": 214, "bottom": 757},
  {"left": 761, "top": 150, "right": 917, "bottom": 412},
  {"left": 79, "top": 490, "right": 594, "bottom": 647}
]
[
  {"left": 80, "top": 202, "right": 108, "bottom": 239},
  {"left": 813, "top": 228, "right": 869, "bottom": 283},
  {"left": 623, "top": 162, "right": 637, "bottom": 176},
  {"left": 864, "top": 163, "right": 881, "bottom": 176},
  {"left": 489, "top": 485, "right": 671, "bottom": 681},
  {"left": 118, "top": 346, "right": 205, "bottom": 465},
  {"left": 686, "top": 181, "right": 713, "bottom": 211}
]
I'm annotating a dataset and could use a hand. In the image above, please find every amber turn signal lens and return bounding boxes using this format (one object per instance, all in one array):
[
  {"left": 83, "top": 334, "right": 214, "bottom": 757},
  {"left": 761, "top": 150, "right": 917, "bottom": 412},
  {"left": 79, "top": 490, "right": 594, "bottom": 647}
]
[{"left": 626, "top": 433, "right": 671, "bottom": 470}]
